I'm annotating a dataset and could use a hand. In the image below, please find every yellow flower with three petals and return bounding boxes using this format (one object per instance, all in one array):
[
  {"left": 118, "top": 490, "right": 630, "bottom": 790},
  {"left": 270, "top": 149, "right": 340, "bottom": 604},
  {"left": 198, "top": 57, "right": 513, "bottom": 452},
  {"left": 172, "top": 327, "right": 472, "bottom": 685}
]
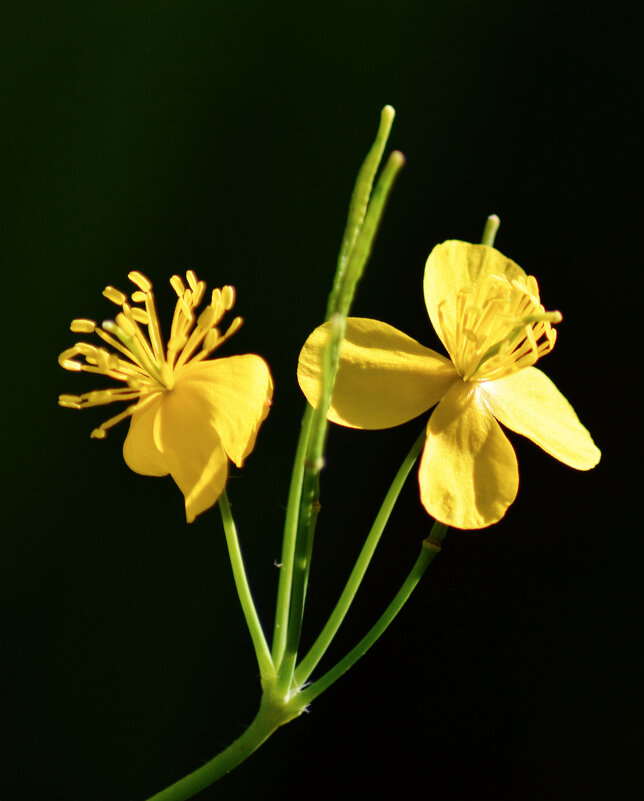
[
  {"left": 59, "top": 270, "right": 273, "bottom": 522},
  {"left": 298, "top": 240, "right": 600, "bottom": 529}
]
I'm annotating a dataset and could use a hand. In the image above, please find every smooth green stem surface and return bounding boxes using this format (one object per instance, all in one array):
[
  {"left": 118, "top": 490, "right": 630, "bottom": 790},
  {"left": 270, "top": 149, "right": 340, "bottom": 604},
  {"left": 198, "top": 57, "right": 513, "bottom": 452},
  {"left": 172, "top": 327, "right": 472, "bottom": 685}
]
[
  {"left": 298, "top": 522, "right": 448, "bottom": 706},
  {"left": 143, "top": 694, "right": 303, "bottom": 801},
  {"left": 275, "top": 114, "right": 402, "bottom": 697},
  {"left": 219, "top": 492, "right": 275, "bottom": 681},
  {"left": 327, "top": 105, "right": 395, "bottom": 317},
  {"left": 272, "top": 405, "right": 314, "bottom": 668},
  {"left": 481, "top": 214, "right": 500, "bottom": 247},
  {"left": 336, "top": 150, "right": 405, "bottom": 317},
  {"left": 294, "top": 428, "right": 426, "bottom": 686}
]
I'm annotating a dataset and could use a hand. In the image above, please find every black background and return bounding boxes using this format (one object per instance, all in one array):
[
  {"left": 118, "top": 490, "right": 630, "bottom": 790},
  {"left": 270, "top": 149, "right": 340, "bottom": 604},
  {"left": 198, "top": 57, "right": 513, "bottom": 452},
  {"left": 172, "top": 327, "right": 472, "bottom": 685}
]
[{"left": 1, "top": 2, "right": 639, "bottom": 800}]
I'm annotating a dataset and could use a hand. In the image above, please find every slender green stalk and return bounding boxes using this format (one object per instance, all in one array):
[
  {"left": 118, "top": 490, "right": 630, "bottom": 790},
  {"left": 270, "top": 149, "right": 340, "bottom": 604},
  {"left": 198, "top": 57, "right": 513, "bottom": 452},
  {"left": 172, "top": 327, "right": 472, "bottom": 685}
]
[
  {"left": 275, "top": 118, "right": 404, "bottom": 697},
  {"left": 297, "top": 522, "right": 448, "bottom": 706},
  {"left": 327, "top": 105, "right": 396, "bottom": 317},
  {"left": 272, "top": 405, "right": 314, "bottom": 668},
  {"left": 481, "top": 214, "right": 500, "bottom": 247},
  {"left": 335, "top": 149, "right": 405, "bottom": 317},
  {"left": 143, "top": 693, "right": 304, "bottom": 801},
  {"left": 219, "top": 491, "right": 275, "bottom": 681},
  {"left": 294, "top": 428, "right": 426, "bottom": 686}
]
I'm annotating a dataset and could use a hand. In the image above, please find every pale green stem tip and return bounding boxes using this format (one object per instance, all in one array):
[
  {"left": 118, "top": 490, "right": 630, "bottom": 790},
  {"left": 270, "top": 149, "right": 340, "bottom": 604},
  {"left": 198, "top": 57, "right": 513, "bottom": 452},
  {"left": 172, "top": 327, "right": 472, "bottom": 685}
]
[{"left": 481, "top": 214, "right": 500, "bottom": 247}]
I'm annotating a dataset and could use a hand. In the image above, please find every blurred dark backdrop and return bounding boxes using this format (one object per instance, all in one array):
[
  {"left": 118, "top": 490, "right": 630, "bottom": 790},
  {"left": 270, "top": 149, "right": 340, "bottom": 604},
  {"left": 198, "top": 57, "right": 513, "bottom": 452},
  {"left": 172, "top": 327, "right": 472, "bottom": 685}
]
[{"left": 0, "top": 2, "right": 638, "bottom": 800}]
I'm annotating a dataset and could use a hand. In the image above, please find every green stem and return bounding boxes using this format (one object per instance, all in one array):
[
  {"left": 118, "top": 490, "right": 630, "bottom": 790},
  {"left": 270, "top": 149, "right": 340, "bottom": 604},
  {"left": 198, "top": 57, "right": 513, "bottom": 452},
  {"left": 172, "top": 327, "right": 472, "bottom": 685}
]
[
  {"left": 481, "top": 214, "right": 500, "bottom": 247},
  {"left": 271, "top": 405, "right": 313, "bottom": 668},
  {"left": 327, "top": 105, "right": 396, "bottom": 317},
  {"left": 142, "top": 693, "right": 304, "bottom": 801},
  {"left": 219, "top": 491, "right": 275, "bottom": 682},
  {"left": 275, "top": 122, "right": 404, "bottom": 698},
  {"left": 336, "top": 149, "right": 405, "bottom": 317},
  {"left": 297, "top": 522, "right": 448, "bottom": 706},
  {"left": 294, "top": 428, "right": 426, "bottom": 686}
]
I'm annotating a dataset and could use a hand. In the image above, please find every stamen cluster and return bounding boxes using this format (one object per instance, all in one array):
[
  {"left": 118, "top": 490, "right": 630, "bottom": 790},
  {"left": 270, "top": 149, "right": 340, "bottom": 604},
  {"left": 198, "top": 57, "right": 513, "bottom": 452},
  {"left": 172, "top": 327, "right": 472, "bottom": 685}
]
[
  {"left": 438, "top": 272, "right": 561, "bottom": 382},
  {"left": 58, "top": 270, "right": 242, "bottom": 439}
]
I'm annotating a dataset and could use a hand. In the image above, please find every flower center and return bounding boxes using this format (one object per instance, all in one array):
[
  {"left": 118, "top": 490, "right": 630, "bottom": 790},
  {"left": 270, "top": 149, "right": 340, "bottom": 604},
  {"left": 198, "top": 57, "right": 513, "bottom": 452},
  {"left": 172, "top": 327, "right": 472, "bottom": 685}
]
[
  {"left": 441, "top": 272, "right": 561, "bottom": 382},
  {"left": 58, "top": 270, "right": 242, "bottom": 438}
]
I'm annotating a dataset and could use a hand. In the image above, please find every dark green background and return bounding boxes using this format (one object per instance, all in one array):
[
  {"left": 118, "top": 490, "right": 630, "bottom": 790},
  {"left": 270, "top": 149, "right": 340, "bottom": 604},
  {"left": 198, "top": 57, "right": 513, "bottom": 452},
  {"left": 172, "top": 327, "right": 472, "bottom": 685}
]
[{"left": 1, "top": 2, "right": 638, "bottom": 799}]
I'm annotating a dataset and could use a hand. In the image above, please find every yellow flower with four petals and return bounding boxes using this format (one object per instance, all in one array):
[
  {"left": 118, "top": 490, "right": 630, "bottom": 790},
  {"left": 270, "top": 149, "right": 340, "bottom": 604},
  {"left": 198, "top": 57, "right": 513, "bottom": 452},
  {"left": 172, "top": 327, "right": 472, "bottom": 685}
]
[
  {"left": 59, "top": 270, "right": 272, "bottom": 522},
  {"left": 298, "top": 240, "right": 600, "bottom": 529}
]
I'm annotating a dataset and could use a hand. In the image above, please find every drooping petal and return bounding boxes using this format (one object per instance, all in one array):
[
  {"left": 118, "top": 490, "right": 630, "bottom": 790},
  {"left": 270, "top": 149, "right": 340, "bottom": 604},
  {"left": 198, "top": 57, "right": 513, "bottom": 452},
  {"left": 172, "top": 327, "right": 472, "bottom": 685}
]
[
  {"left": 122, "top": 394, "right": 168, "bottom": 476},
  {"left": 419, "top": 380, "right": 519, "bottom": 529},
  {"left": 481, "top": 367, "right": 601, "bottom": 470},
  {"left": 298, "top": 317, "right": 458, "bottom": 430},
  {"left": 156, "top": 383, "right": 229, "bottom": 523},
  {"left": 173, "top": 354, "right": 273, "bottom": 468},
  {"left": 423, "top": 241, "right": 527, "bottom": 356}
]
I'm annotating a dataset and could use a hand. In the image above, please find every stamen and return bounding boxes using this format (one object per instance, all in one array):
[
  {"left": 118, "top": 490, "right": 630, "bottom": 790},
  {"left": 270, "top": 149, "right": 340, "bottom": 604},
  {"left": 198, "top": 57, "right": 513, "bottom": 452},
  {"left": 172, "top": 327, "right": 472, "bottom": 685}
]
[
  {"left": 58, "top": 395, "right": 83, "bottom": 408},
  {"left": 452, "top": 271, "right": 561, "bottom": 382},
  {"left": 130, "top": 307, "right": 150, "bottom": 324},
  {"left": 197, "top": 305, "right": 217, "bottom": 330},
  {"left": 202, "top": 328, "right": 220, "bottom": 353},
  {"left": 222, "top": 285, "right": 235, "bottom": 310},
  {"left": 62, "top": 272, "right": 241, "bottom": 434},
  {"left": 170, "top": 275, "right": 185, "bottom": 297},
  {"left": 143, "top": 292, "right": 166, "bottom": 366},
  {"left": 89, "top": 391, "right": 162, "bottom": 440},
  {"left": 192, "top": 281, "right": 206, "bottom": 307},
  {"left": 70, "top": 319, "right": 96, "bottom": 333},
  {"left": 59, "top": 347, "right": 83, "bottom": 371},
  {"left": 103, "top": 286, "right": 127, "bottom": 305},
  {"left": 128, "top": 271, "right": 152, "bottom": 292}
]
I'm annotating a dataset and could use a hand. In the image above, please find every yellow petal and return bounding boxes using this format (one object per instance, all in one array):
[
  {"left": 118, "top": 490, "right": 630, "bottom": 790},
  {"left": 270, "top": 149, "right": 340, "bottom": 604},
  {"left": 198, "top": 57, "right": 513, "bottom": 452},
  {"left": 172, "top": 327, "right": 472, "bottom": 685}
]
[
  {"left": 424, "top": 241, "right": 527, "bottom": 356},
  {"left": 122, "top": 394, "right": 168, "bottom": 476},
  {"left": 297, "top": 318, "right": 458, "bottom": 430},
  {"left": 419, "top": 380, "right": 519, "bottom": 529},
  {"left": 481, "top": 367, "right": 601, "bottom": 470},
  {"left": 173, "top": 355, "right": 273, "bottom": 468},
  {"left": 157, "top": 383, "right": 229, "bottom": 523}
]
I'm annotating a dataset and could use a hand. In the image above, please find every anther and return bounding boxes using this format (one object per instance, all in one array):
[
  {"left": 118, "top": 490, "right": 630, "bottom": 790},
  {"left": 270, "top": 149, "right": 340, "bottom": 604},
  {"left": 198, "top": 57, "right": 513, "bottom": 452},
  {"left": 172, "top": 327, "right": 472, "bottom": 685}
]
[
  {"left": 131, "top": 290, "right": 147, "bottom": 303},
  {"left": 130, "top": 307, "right": 150, "bottom": 325},
  {"left": 128, "top": 271, "right": 152, "bottom": 292},
  {"left": 197, "top": 305, "right": 216, "bottom": 330},
  {"left": 58, "top": 394, "right": 83, "bottom": 408},
  {"left": 70, "top": 319, "right": 96, "bottom": 333},
  {"left": 186, "top": 270, "right": 198, "bottom": 291},
  {"left": 58, "top": 348, "right": 82, "bottom": 370},
  {"left": 223, "top": 316, "right": 243, "bottom": 339},
  {"left": 203, "top": 328, "right": 220, "bottom": 352},
  {"left": 192, "top": 281, "right": 206, "bottom": 307},
  {"left": 115, "top": 313, "right": 137, "bottom": 337},
  {"left": 170, "top": 275, "right": 185, "bottom": 297},
  {"left": 168, "top": 333, "right": 188, "bottom": 352},
  {"left": 222, "top": 285, "right": 235, "bottom": 310},
  {"left": 103, "top": 286, "right": 127, "bottom": 305}
]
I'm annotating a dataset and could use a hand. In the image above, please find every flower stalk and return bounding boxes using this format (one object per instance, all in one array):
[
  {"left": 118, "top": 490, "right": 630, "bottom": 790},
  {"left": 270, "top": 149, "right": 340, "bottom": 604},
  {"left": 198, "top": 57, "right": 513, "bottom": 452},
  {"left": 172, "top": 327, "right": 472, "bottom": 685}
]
[
  {"left": 298, "top": 522, "right": 448, "bottom": 707},
  {"left": 274, "top": 109, "right": 405, "bottom": 696},
  {"left": 219, "top": 491, "right": 275, "bottom": 683}
]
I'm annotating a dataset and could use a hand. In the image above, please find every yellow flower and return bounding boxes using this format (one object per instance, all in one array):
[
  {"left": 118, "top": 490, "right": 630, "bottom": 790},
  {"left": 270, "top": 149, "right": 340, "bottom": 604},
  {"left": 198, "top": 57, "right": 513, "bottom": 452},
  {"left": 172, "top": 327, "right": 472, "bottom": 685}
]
[
  {"left": 298, "top": 241, "right": 600, "bottom": 529},
  {"left": 59, "top": 270, "right": 273, "bottom": 522}
]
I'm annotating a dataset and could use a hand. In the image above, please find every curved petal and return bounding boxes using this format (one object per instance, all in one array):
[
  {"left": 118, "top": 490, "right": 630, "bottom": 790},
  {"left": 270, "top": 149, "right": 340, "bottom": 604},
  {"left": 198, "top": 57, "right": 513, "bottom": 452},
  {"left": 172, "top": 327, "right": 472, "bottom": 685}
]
[
  {"left": 297, "top": 317, "right": 458, "bottom": 430},
  {"left": 122, "top": 394, "right": 168, "bottom": 476},
  {"left": 174, "top": 354, "right": 273, "bottom": 467},
  {"left": 419, "top": 380, "right": 519, "bottom": 529},
  {"left": 157, "top": 384, "right": 229, "bottom": 523},
  {"left": 481, "top": 367, "right": 601, "bottom": 470},
  {"left": 424, "top": 241, "right": 527, "bottom": 354}
]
